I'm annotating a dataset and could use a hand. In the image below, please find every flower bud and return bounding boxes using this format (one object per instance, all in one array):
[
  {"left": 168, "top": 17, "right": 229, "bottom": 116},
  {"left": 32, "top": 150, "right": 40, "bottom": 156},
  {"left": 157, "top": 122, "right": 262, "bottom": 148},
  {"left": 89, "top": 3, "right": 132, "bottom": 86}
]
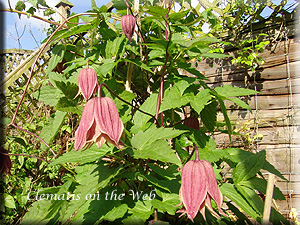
[
  {"left": 121, "top": 14, "right": 136, "bottom": 42},
  {"left": 183, "top": 117, "right": 200, "bottom": 131},
  {"left": 77, "top": 68, "right": 98, "bottom": 100}
]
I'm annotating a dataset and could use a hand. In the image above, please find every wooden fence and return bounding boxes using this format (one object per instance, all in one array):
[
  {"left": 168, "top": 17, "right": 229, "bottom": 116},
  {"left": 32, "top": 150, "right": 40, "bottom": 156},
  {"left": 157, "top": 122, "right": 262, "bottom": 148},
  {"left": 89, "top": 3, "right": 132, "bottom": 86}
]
[{"left": 189, "top": 37, "right": 300, "bottom": 218}]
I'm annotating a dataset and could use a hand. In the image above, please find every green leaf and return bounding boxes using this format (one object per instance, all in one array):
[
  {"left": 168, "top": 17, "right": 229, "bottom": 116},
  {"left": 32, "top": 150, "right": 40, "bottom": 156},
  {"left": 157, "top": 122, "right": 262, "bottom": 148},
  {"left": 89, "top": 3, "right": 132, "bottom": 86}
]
[
  {"left": 232, "top": 151, "right": 266, "bottom": 184},
  {"left": 48, "top": 24, "right": 95, "bottom": 44},
  {"left": 55, "top": 97, "right": 82, "bottom": 114},
  {"left": 160, "top": 81, "right": 193, "bottom": 112},
  {"left": 102, "top": 203, "right": 128, "bottom": 221},
  {"left": 132, "top": 126, "right": 186, "bottom": 150},
  {"left": 215, "top": 85, "right": 258, "bottom": 98},
  {"left": 132, "top": 93, "right": 157, "bottom": 133},
  {"left": 229, "top": 97, "right": 252, "bottom": 112},
  {"left": 128, "top": 200, "right": 153, "bottom": 221},
  {"left": 220, "top": 183, "right": 261, "bottom": 220},
  {"left": 133, "top": 139, "right": 181, "bottom": 165},
  {"left": 131, "top": 126, "right": 184, "bottom": 165},
  {"left": 218, "top": 97, "right": 232, "bottom": 140},
  {"left": 98, "top": 59, "right": 116, "bottom": 77},
  {"left": 54, "top": 81, "right": 78, "bottom": 99},
  {"left": 239, "top": 177, "right": 285, "bottom": 200},
  {"left": 151, "top": 193, "right": 180, "bottom": 215},
  {"left": 32, "top": 85, "right": 64, "bottom": 107},
  {"left": 15, "top": 1, "right": 26, "bottom": 11},
  {"left": 200, "top": 100, "right": 217, "bottom": 132},
  {"left": 4, "top": 194, "right": 16, "bottom": 209},
  {"left": 190, "top": 89, "right": 212, "bottom": 113},
  {"left": 197, "top": 138, "right": 228, "bottom": 163},
  {"left": 236, "top": 185, "right": 264, "bottom": 220},
  {"left": 50, "top": 144, "right": 112, "bottom": 166},
  {"left": 39, "top": 111, "right": 67, "bottom": 146},
  {"left": 123, "top": 58, "right": 154, "bottom": 74},
  {"left": 60, "top": 163, "right": 122, "bottom": 224},
  {"left": 47, "top": 44, "right": 66, "bottom": 73},
  {"left": 145, "top": 6, "right": 168, "bottom": 17}
]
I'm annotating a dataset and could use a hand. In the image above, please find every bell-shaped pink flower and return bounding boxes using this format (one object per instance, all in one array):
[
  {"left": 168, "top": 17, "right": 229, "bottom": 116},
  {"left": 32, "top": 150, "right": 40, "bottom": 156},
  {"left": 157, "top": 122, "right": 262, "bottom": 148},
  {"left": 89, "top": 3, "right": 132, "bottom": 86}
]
[
  {"left": 121, "top": 14, "right": 136, "bottom": 42},
  {"left": 77, "top": 68, "right": 98, "bottom": 100},
  {"left": 177, "top": 159, "right": 226, "bottom": 221},
  {"left": 74, "top": 97, "right": 124, "bottom": 151},
  {"left": 0, "top": 147, "right": 12, "bottom": 175}
]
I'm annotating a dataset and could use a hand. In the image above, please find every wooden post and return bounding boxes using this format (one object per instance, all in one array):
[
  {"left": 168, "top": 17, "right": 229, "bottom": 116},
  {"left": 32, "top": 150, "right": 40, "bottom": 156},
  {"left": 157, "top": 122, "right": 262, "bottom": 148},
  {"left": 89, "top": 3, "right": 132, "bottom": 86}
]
[{"left": 262, "top": 174, "right": 275, "bottom": 224}]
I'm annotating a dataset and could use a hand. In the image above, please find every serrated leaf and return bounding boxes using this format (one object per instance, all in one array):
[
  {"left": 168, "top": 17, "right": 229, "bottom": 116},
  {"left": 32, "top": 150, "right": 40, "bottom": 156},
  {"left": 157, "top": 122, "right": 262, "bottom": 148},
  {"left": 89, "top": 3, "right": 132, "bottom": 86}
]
[
  {"left": 39, "top": 111, "right": 67, "bottom": 146},
  {"left": 160, "top": 81, "right": 193, "bottom": 112},
  {"left": 123, "top": 58, "right": 154, "bottom": 74},
  {"left": 54, "top": 81, "right": 78, "bottom": 99},
  {"left": 4, "top": 194, "right": 16, "bottom": 209},
  {"left": 200, "top": 100, "right": 217, "bottom": 132},
  {"left": 133, "top": 139, "right": 181, "bottom": 165},
  {"left": 47, "top": 44, "right": 66, "bottom": 73},
  {"left": 190, "top": 89, "right": 212, "bottom": 113},
  {"left": 229, "top": 97, "right": 252, "bottom": 112},
  {"left": 102, "top": 203, "right": 128, "bottom": 221},
  {"left": 239, "top": 177, "right": 285, "bottom": 200},
  {"left": 236, "top": 185, "right": 264, "bottom": 218},
  {"left": 15, "top": 1, "right": 26, "bottom": 11},
  {"left": 55, "top": 97, "right": 82, "bottom": 114},
  {"left": 145, "top": 6, "right": 168, "bottom": 17},
  {"left": 220, "top": 183, "right": 261, "bottom": 220},
  {"left": 215, "top": 85, "right": 258, "bottom": 98},
  {"left": 232, "top": 151, "right": 266, "bottom": 184},
  {"left": 218, "top": 97, "right": 232, "bottom": 140},
  {"left": 50, "top": 144, "right": 112, "bottom": 166},
  {"left": 132, "top": 93, "right": 157, "bottom": 133},
  {"left": 32, "top": 85, "right": 64, "bottom": 107},
  {"left": 128, "top": 200, "right": 153, "bottom": 221}
]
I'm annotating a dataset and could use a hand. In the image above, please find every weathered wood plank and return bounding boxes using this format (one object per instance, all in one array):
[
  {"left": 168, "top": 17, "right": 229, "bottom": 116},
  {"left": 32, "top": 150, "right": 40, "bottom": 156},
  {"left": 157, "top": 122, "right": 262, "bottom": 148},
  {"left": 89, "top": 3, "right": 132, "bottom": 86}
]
[
  {"left": 204, "top": 61, "right": 300, "bottom": 83},
  {"left": 207, "top": 77, "right": 300, "bottom": 96},
  {"left": 222, "top": 93, "right": 300, "bottom": 110},
  {"left": 217, "top": 108, "right": 299, "bottom": 128},
  {"left": 213, "top": 126, "right": 298, "bottom": 146}
]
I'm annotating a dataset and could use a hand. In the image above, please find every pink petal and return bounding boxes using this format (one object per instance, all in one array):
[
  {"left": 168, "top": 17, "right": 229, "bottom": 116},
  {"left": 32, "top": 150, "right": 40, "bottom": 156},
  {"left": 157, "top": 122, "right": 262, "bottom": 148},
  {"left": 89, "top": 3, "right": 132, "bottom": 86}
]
[
  {"left": 78, "top": 68, "right": 98, "bottom": 100},
  {"left": 201, "top": 160, "right": 226, "bottom": 216},
  {"left": 74, "top": 98, "right": 97, "bottom": 150},
  {"left": 94, "top": 97, "right": 124, "bottom": 148},
  {"left": 181, "top": 160, "right": 208, "bottom": 220},
  {"left": 121, "top": 14, "right": 136, "bottom": 42}
]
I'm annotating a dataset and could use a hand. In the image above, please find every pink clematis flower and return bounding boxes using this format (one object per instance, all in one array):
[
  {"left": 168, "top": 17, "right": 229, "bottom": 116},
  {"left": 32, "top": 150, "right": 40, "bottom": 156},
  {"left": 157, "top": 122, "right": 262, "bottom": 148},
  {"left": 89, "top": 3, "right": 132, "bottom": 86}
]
[
  {"left": 0, "top": 147, "right": 12, "bottom": 175},
  {"left": 121, "top": 14, "right": 136, "bottom": 42},
  {"left": 74, "top": 97, "right": 124, "bottom": 151},
  {"left": 77, "top": 67, "right": 98, "bottom": 100},
  {"left": 177, "top": 158, "right": 226, "bottom": 221}
]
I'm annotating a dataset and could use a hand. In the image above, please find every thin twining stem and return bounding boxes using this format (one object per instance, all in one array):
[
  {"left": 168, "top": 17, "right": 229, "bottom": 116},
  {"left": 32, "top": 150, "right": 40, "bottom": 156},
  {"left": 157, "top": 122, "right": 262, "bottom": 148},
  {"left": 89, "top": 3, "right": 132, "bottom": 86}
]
[
  {"left": 8, "top": 12, "right": 97, "bottom": 127},
  {"left": 99, "top": 83, "right": 159, "bottom": 124},
  {"left": 8, "top": 153, "right": 47, "bottom": 162},
  {"left": 1, "top": 8, "right": 68, "bottom": 28},
  {"left": 11, "top": 124, "right": 57, "bottom": 158}
]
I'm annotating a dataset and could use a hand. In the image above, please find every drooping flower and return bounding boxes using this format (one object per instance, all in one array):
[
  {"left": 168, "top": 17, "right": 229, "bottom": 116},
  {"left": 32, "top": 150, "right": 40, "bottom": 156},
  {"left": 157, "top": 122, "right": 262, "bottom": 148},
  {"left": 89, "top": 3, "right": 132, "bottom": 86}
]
[
  {"left": 121, "top": 14, "right": 136, "bottom": 42},
  {"left": 177, "top": 159, "right": 226, "bottom": 221},
  {"left": 77, "top": 67, "right": 98, "bottom": 100},
  {"left": 0, "top": 147, "right": 12, "bottom": 175},
  {"left": 75, "top": 97, "right": 124, "bottom": 151}
]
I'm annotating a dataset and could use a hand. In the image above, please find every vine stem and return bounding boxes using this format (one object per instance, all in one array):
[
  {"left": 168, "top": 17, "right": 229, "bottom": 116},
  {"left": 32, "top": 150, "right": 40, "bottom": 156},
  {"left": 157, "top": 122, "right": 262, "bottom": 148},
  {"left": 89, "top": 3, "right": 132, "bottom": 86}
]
[
  {"left": 6, "top": 12, "right": 97, "bottom": 156},
  {"left": 11, "top": 124, "right": 57, "bottom": 158},
  {"left": 99, "top": 83, "right": 159, "bottom": 124},
  {"left": 1, "top": 8, "right": 69, "bottom": 28},
  {"left": 8, "top": 153, "right": 48, "bottom": 162}
]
